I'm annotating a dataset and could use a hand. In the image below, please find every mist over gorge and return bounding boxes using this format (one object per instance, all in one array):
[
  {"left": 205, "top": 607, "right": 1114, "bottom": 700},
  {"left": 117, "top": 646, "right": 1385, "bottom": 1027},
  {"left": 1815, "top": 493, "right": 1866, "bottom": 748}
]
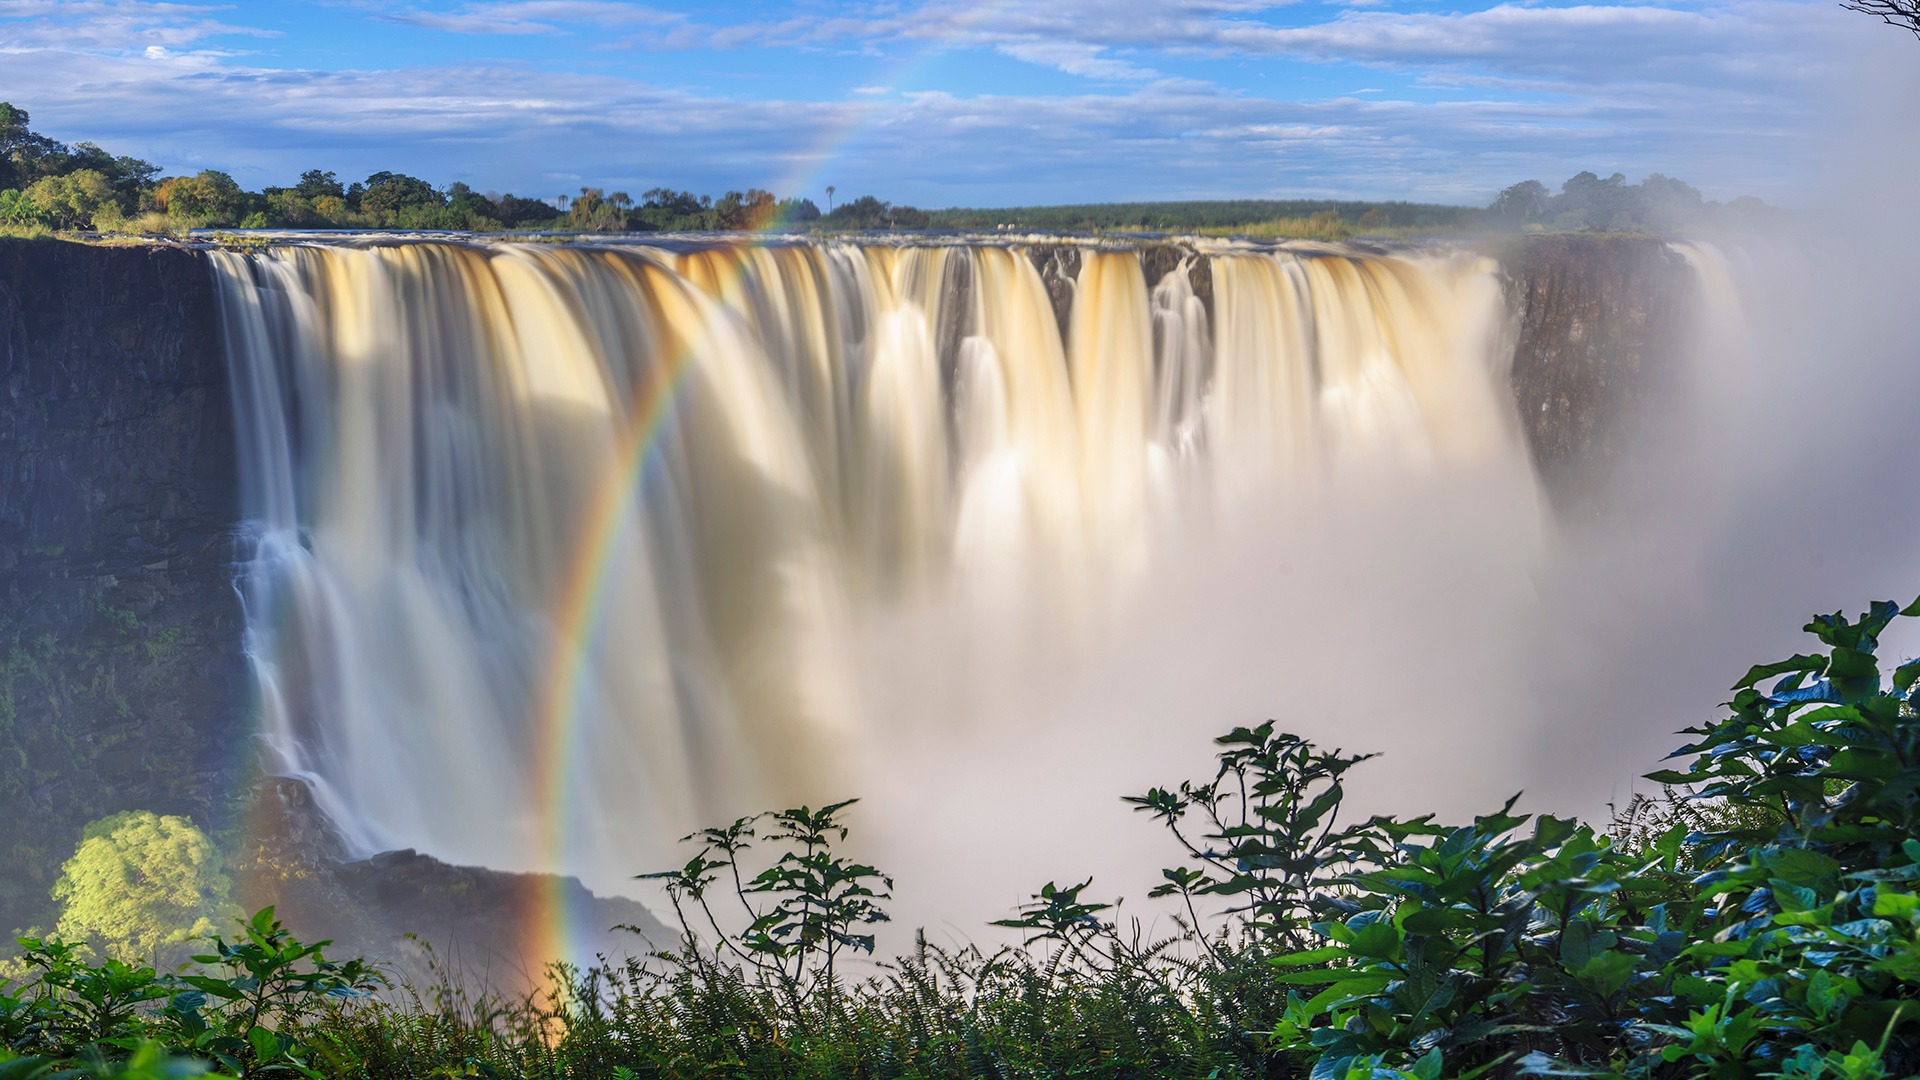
[{"left": 0, "top": 229, "right": 1736, "bottom": 948}]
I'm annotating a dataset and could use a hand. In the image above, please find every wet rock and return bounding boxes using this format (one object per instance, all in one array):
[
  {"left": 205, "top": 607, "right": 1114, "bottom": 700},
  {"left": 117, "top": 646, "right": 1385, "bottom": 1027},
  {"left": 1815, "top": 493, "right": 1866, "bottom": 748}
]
[
  {"left": 0, "top": 237, "right": 244, "bottom": 934},
  {"left": 1498, "top": 233, "right": 1699, "bottom": 513}
]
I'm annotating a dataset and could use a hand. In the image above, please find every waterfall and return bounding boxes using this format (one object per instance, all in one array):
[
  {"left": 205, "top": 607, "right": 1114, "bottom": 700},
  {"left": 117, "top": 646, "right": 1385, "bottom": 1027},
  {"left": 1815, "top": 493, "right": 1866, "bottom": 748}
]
[{"left": 210, "top": 238, "right": 1527, "bottom": 895}]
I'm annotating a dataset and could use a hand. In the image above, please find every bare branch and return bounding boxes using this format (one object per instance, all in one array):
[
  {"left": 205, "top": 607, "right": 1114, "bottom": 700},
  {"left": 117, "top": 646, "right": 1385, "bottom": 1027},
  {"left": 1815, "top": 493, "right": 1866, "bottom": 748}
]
[{"left": 1842, "top": 0, "right": 1920, "bottom": 38}]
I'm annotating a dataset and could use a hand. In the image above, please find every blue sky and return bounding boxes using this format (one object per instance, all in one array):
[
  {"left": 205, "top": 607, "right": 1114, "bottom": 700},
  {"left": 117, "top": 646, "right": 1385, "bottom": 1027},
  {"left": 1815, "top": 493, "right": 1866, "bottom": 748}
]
[{"left": 0, "top": 0, "right": 1871, "bottom": 207}]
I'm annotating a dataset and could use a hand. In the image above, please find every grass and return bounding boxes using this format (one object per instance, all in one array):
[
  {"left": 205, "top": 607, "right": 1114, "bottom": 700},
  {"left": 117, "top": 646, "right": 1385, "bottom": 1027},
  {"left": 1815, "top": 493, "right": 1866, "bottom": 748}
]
[{"left": 6, "top": 600, "right": 1920, "bottom": 1078}]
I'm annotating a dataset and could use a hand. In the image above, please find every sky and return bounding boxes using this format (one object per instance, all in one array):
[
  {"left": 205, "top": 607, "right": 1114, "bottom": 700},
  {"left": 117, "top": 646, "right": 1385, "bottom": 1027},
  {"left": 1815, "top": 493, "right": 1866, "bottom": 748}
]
[{"left": 0, "top": 0, "right": 1876, "bottom": 208}]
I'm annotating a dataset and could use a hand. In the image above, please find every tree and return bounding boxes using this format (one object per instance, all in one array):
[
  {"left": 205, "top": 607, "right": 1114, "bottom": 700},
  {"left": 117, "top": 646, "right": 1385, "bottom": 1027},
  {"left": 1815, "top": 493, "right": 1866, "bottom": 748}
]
[
  {"left": 22, "top": 169, "right": 117, "bottom": 229},
  {"left": 1489, "top": 179, "right": 1549, "bottom": 224},
  {"left": 1843, "top": 0, "right": 1920, "bottom": 36},
  {"left": 158, "top": 170, "right": 247, "bottom": 227},
  {"left": 776, "top": 196, "right": 820, "bottom": 223},
  {"left": 714, "top": 187, "right": 775, "bottom": 230},
  {"left": 0, "top": 102, "right": 68, "bottom": 191},
  {"left": 50, "top": 811, "right": 237, "bottom": 965},
  {"left": 825, "top": 184, "right": 835, "bottom": 212},
  {"left": 294, "top": 169, "right": 343, "bottom": 201},
  {"left": 489, "top": 192, "right": 561, "bottom": 227},
  {"left": 825, "top": 193, "right": 891, "bottom": 228},
  {"left": 566, "top": 186, "right": 630, "bottom": 231},
  {"left": 358, "top": 171, "right": 440, "bottom": 220}
]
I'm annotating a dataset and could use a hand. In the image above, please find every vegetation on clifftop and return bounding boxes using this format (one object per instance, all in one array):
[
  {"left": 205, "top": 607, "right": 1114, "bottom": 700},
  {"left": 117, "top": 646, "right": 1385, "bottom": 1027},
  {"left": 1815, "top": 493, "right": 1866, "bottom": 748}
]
[
  {"left": 0, "top": 102, "right": 1769, "bottom": 240},
  {"left": 4, "top": 597, "right": 1920, "bottom": 1078}
]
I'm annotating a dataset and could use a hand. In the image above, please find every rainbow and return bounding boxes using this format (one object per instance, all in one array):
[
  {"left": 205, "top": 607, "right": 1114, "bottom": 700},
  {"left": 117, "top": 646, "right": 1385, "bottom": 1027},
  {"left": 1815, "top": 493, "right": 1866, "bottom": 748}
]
[
  {"left": 520, "top": 251, "right": 711, "bottom": 975},
  {"left": 516, "top": 16, "right": 1006, "bottom": 967}
]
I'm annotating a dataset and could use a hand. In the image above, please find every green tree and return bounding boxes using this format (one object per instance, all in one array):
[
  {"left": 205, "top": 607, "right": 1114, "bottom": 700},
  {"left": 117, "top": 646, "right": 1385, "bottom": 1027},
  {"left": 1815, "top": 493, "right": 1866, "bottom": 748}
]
[
  {"left": 0, "top": 186, "right": 40, "bottom": 227},
  {"left": 714, "top": 188, "right": 775, "bottom": 230},
  {"left": 776, "top": 196, "right": 820, "bottom": 223},
  {"left": 58, "top": 142, "right": 158, "bottom": 209},
  {"left": 1490, "top": 178, "right": 1549, "bottom": 224},
  {"left": 357, "top": 171, "right": 440, "bottom": 221},
  {"left": 0, "top": 102, "right": 68, "bottom": 191},
  {"left": 293, "top": 169, "right": 343, "bottom": 201},
  {"left": 159, "top": 171, "right": 247, "bottom": 228},
  {"left": 23, "top": 169, "right": 118, "bottom": 229},
  {"left": 50, "top": 812, "right": 237, "bottom": 965}
]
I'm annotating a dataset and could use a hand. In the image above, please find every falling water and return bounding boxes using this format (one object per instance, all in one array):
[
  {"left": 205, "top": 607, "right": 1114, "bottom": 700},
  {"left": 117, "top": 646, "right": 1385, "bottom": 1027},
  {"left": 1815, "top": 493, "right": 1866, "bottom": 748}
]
[{"left": 210, "top": 238, "right": 1527, "bottom": 897}]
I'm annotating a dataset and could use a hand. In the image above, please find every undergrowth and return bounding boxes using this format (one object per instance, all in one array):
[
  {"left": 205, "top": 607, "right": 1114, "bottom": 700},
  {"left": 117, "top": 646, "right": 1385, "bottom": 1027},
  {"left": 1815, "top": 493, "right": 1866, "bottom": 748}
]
[{"left": 6, "top": 599, "right": 1920, "bottom": 1078}]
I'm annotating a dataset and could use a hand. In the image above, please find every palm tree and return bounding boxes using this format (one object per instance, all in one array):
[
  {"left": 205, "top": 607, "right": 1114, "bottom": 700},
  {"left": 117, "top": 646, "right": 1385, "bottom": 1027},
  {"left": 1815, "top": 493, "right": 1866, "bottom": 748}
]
[{"left": 826, "top": 185, "right": 835, "bottom": 212}]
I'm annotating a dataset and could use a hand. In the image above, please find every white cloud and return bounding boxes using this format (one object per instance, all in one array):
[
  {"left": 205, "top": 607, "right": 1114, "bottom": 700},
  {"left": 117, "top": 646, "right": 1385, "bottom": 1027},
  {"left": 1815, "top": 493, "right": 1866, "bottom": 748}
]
[
  {"left": 996, "top": 40, "right": 1160, "bottom": 80},
  {"left": 372, "top": 1, "right": 685, "bottom": 35},
  {"left": 0, "top": 0, "right": 1873, "bottom": 204}
]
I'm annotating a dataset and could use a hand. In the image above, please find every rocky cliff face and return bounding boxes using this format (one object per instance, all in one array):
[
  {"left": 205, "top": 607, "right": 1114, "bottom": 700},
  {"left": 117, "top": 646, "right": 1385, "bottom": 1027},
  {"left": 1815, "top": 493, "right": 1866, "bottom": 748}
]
[
  {"left": 0, "top": 238, "right": 666, "bottom": 965},
  {"left": 0, "top": 233, "right": 1691, "bottom": 961},
  {"left": 0, "top": 238, "right": 244, "bottom": 932},
  {"left": 1502, "top": 234, "right": 1699, "bottom": 512}
]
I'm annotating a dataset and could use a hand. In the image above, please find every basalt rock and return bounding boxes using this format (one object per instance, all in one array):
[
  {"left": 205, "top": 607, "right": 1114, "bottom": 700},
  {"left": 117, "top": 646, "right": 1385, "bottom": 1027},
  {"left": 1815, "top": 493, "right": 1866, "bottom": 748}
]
[
  {"left": 1500, "top": 233, "right": 1699, "bottom": 513},
  {"left": 236, "top": 776, "right": 670, "bottom": 988},
  {"left": 0, "top": 237, "right": 244, "bottom": 933}
]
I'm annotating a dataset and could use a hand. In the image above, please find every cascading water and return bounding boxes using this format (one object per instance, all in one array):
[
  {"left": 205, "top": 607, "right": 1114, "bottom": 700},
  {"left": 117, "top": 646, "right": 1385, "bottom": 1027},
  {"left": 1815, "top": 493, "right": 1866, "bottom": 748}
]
[{"left": 210, "top": 238, "right": 1530, "bottom": 901}]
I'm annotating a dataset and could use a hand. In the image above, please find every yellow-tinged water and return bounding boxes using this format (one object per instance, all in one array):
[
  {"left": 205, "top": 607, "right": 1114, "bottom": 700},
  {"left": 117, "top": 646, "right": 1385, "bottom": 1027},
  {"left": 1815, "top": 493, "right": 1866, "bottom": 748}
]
[{"left": 210, "top": 238, "right": 1527, "bottom": 908}]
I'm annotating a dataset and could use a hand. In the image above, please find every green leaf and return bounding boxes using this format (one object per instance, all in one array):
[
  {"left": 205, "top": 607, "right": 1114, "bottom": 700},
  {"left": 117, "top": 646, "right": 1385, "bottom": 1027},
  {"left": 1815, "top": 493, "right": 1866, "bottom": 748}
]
[
  {"left": 1874, "top": 890, "right": 1919, "bottom": 920},
  {"left": 247, "top": 1025, "right": 281, "bottom": 1064},
  {"left": 1732, "top": 654, "right": 1826, "bottom": 691},
  {"left": 1828, "top": 749, "right": 1899, "bottom": 780},
  {"left": 1271, "top": 947, "right": 1349, "bottom": 967},
  {"left": 1827, "top": 647, "right": 1879, "bottom": 680},
  {"left": 1560, "top": 920, "right": 1593, "bottom": 969}
]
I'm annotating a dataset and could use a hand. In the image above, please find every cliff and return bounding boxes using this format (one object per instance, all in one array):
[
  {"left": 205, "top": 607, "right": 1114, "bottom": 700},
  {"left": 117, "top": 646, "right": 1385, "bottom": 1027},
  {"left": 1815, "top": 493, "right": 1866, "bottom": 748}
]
[
  {"left": 1501, "top": 233, "right": 1699, "bottom": 512},
  {"left": 0, "top": 237, "right": 665, "bottom": 964},
  {"left": 0, "top": 233, "right": 1689, "bottom": 960},
  {"left": 0, "top": 238, "right": 244, "bottom": 932}
]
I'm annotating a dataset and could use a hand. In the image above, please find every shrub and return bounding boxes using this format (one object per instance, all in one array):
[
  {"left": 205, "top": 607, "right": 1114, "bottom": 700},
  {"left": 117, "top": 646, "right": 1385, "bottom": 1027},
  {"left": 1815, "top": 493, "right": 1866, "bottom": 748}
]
[
  {"left": 7, "top": 598, "right": 1920, "bottom": 1079},
  {"left": 51, "top": 814, "right": 236, "bottom": 967}
]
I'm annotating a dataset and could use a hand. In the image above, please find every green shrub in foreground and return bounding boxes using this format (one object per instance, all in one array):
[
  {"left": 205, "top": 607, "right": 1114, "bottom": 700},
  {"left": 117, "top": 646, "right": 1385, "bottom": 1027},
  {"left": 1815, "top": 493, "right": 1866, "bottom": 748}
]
[{"left": 4, "top": 598, "right": 1920, "bottom": 1078}]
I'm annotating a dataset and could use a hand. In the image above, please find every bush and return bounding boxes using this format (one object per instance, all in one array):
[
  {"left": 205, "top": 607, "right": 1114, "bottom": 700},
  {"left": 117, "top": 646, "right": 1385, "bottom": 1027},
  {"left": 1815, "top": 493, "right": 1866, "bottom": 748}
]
[
  {"left": 50, "top": 813, "right": 236, "bottom": 967},
  {"left": 5, "top": 599, "right": 1920, "bottom": 1079},
  {"left": 20, "top": 170, "right": 116, "bottom": 230}
]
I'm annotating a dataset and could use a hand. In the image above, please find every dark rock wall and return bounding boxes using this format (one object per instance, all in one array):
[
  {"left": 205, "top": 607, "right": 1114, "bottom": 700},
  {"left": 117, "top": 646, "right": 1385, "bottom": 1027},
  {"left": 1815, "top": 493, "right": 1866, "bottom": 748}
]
[
  {"left": 0, "top": 238, "right": 245, "bottom": 931},
  {"left": 1502, "top": 234, "right": 1699, "bottom": 512}
]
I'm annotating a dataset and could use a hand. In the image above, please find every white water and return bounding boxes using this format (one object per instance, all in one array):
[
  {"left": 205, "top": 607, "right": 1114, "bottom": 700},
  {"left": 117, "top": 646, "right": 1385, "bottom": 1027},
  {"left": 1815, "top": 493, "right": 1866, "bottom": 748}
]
[{"left": 211, "top": 238, "right": 1537, "bottom": 908}]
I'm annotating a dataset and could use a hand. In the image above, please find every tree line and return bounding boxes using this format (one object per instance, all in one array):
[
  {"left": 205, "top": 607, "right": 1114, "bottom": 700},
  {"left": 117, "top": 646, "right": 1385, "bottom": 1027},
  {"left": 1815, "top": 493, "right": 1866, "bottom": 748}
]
[
  {"left": 0, "top": 103, "right": 940, "bottom": 235},
  {"left": 1487, "top": 171, "right": 1777, "bottom": 235},
  {"left": 1, "top": 101, "right": 1773, "bottom": 239}
]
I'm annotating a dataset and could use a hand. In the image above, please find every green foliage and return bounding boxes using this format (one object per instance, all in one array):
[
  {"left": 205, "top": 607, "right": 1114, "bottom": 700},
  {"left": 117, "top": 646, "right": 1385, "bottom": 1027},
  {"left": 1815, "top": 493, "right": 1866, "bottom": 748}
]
[
  {"left": 925, "top": 198, "right": 1469, "bottom": 234},
  {"left": 8, "top": 598, "right": 1920, "bottom": 1079},
  {"left": 165, "top": 908, "right": 382, "bottom": 1077},
  {"left": 639, "top": 799, "right": 893, "bottom": 1005},
  {"left": 21, "top": 171, "right": 117, "bottom": 230},
  {"left": 1488, "top": 171, "right": 1775, "bottom": 236},
  {"left": 156, "top": 173, "right": 247, "bottom": 230},
  {"left": 1126, "top": 723, "right": 1390, "bottom": 948},
  {"left": 0, "top": 909, "right": 373, "bottom": 1078},
  {"left": 1255, "top": 597, "right": 1920, "bottom": 1079},
  {"left": 51, "top": 814, "right": 236, "bottom": 967}
]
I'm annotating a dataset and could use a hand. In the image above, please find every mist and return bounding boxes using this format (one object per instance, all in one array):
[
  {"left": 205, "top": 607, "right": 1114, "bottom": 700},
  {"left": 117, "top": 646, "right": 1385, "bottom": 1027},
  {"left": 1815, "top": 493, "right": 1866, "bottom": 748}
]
[{"left": 842, "top": 29, "right": 1920, "bottom": 947}]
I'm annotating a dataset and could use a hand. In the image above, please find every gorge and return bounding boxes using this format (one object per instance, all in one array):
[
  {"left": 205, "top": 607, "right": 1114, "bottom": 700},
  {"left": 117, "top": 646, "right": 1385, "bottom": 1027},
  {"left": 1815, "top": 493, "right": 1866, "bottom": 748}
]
[{"left": 0, "top": 233, "right": 1703, "bottom": 963}]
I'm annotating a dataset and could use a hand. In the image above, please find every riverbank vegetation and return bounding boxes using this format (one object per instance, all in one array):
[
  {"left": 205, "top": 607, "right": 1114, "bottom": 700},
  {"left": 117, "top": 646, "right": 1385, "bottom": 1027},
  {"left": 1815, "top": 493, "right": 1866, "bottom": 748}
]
[
  {"left": 1, "top": 102, "right": 1770, "bottom": 242},
  {"left": 4, "top": 597, "right": 1918, "bottom": 1078}
]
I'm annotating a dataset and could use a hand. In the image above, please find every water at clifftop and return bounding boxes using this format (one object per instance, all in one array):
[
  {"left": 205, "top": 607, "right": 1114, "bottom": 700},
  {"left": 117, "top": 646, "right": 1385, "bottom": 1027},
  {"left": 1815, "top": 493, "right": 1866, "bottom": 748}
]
[{"left": 206, "top": 236, "right": 1701, "bottom": 929}]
